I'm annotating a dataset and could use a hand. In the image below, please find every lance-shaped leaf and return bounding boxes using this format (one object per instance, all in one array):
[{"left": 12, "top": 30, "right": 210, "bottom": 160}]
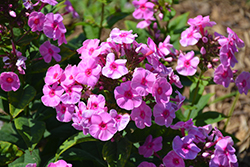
[
  {"left": 14, "top": 117, "right": 45, "bottom": 151},
  {"left": 55, "top": 132, "right": 97, "bottom": 161},
  {"left": 0, "top": 141, "right": 23, "bottom": 165},
  {"left": 102, "top": 137, "right": 132, "bottom": 167},
  {"left": 9, "top": 85, "right": 36, "bottom": 118}
]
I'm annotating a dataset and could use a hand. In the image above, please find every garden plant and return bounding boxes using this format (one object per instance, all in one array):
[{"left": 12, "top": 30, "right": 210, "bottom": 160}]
[{"left": 0, "top": 0, "right": 248, "bottom": 166}]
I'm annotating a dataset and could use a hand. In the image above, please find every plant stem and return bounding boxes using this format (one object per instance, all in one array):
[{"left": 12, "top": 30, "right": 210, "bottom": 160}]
[
  {"left": 223, "top": 91, "right": 240, "bottom": 131},
  {"left": 98, "top": 3, "right": 105, "bottom": 40}
]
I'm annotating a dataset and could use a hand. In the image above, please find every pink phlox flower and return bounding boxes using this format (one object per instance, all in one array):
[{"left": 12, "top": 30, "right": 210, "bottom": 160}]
[
  {"left": 60, "top": 84, "right": 82, "bottom": 104},
  {"left": 218, "top": 33, "right": 238, "bottom": 54},
  {"left": 235, "top": 71, "right": 250, "bottom": 95},
  {"left": 132, "top": 0, "right": 154, "bottom": 20},
  {"left": 176, "top": 51, "right": 199, "bottom": 76},
  {"left": 41, "top": 83, "right": 64, "bottom": 107},
  {"left": 187, "top": 15, "right": 216, "bottom": 29},
  {"left": 57, "top": 33, "right": 67, "bottom": 46},
  {"left": 89, "top": 112, "right": 117, "bottom": 141},
  {"left": 227, "top": 27, "right": 244, "bottom": 48},
  {"left": 187, "top": 126, "right": 207, "bottom": 143},
  {"left": 152, "top": 77, "right": 172, "bottom": 104},
  {"left": 209, "top": 154, "right": 237, "bottom": 167},
  {"left": 45, "top": 64, "right": 63, "bottom": 85},
  {"left": 219, "top": 48, "right": 238, "bottom": 67},
  {"left": 72, "top": 101, "right": 87, "bottom": 131},
  {"left": 137, "top": 19, "right": 152, "bottom": 29},
  {"left": 114, "top": 81, "right": 142, "bottom": 110},
  {"left": 109, "top": 28, "right": 138, "bottom": 44},
  {"left": 23, "top": 0, "right": 33, "bottom": 10},
  {"left": 87, "top": 94, "right": 106, "bottom": 113},
  {"left": 130, "top": 101, "right": 152, "bottom": 129},
  {"left": 180, "top": 27, "right": 202, "bottom": 47},
  {"left": 163, "top": 150, "right": 185, "bottom": 167},
  {"left": 138, "top": 161, "right": 156, "bottom": 167},
  {"left": 138, "top": 135, "right": 162, "bottom": 158},
  {"left": 47, "top": 159, "right": 72, "bottom": 167},
  {"left": 131, "top": 67, "right": 156, "bottom": 96},
  {"left": 64, "top": 0, "right": 79, "bottom": 18},
  {"left": 55, "top": 103, "right": 75, "bottom": 122},
  {"left": 168, "top": 70, "right": 183, "bottom": 88},
  {"left": 172, "top": 135, "right": 201, "bottom": 160},
  {"left": 109, "top": 109, "right": 130, "bottom": 131},
  {"left": 102, "top": 53, "right": 128, "bottom": 79},
  {"left": 153, "top": 102, "right": 176, "bottom": 127},
  {"left": 0, "top": 72, "right": 20, "bottom": 92},
  {"left": 60, "top": 65, "right": 79, "bottom": 86},
  {"left": 43, "top": 13, "right": 66, "bottom": 40},
  {"left": 75, "top": 58, "right": 101, "bottom": 87},
  {"left": 25, "top": 163, "right": 36, "bottom": 167},
  {"left": 213, "top": 64, "right": 233, "bottom": 88},
  {"left": 81, "top": 109, "right": 98, "bottom": 135},
  {"left": 79, "top": 39, "right": 100, "bottom": 59},
  {"left": 158, "top": 35, "right": 173, "bottom": 57},
  {"left": 39, "top": 40, "right": 61, "bottom": 63},
  {"left": 28, "top": 11, "right": 45, "bottom": 32},
  {"left": 40, "top": 0, "right": 58, "bottom": 6},
  {"left": 147, "top": 37, "right": 161, "bottom": 59},
  {"left": 170, "top": 118, "right": 193, "bottom": 130},
  {"left": 145, "top": 56, "right": 172, "bottom": 77}
]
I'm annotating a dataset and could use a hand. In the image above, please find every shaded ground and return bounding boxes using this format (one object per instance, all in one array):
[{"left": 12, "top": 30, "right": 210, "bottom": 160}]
[{"left": 174, "top": 0, "right": 250, "bottom": 166}]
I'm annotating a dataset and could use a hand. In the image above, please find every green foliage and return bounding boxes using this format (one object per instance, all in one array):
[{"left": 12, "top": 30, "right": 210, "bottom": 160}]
[{"left": 0, "top": 141, "right": 23, "bottom": 166}]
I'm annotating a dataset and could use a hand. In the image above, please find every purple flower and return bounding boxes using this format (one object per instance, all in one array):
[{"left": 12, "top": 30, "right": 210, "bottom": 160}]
[
  {"left": 168, "top": 70, "right": 183, "bottom": 88},
  {"left": 23, "top": 0, "right": 33, "bottom": 10},
  {"left": 130, "top": 101, "right": 152, "bottom": 129},
  {"left": 41, "top": 83, "right": 64, "bottom": 107},
  {"left": 47, "top": 159, "right": 72, "bottom": 167},
  {"left": 170, "top": 119, "right": 193, "bottom": 130},
  {"left": 138, "top": 161, "right": 156, "bottom": 167},
  {"left": 43, "top": 13, "right": 66, "bottom": 40},
  {"left": 109, "top": 28, "right": 138, "bottom": 44},
  {"left": 89, "top": 112, "right": 117, "bottom": 141},
  {"left": 40, "top": 0, "right": 58, "bottom": 6},
  {"left": 0, "top": 72, "right": 20, "bottom": 92},
  {"left": 110, "top": 109, "right": 130, "bottom": 131},
  {"left": 172, "top": 135, "right": 201, "bottom": 160},
  {"left": 213, "top": 64, "right": 233, "bottom": 88},
  {"left": 114, "top": 81, "right": 142, "bottom": 110},
  {"left": 44, "top": 64, "right": 63, "bottom": 85},
  {"left": 235, "top": 71, "right": 250, "bottom": 95},
  {"left": 64, "top": 0, "right": 79, "bottom": 18},
  {"left": 138, "top": 135, "right": 162, "bottom": 158},
  {"left": 219, "top": 48, "right": 238, "bottom": 67},
  {"left": 153, "top": 102, "right": 176, "bottom": 127},
  {"left": 180, "top": 27, "right": 202, "bottom": 47},
  {"left": 176, "top": 51, "right": 199, "bottom": 76},
  {"left": 39, "top": 41, "right": 61, "bottom": 63},
  {"left": 102, "top": 53, "right": 128, "bottom": 79},
  {"left": 28, "top": 11, "right": 45, "bottom": 32},
  {"left": 55, "top": 103, "right": 75, "bottom": 122},
  {"left": 152, "top": 77, "right": 172, "bottom": 104},
  {"left": 163, "top": 150, "right": 185, "bottom": 167}
]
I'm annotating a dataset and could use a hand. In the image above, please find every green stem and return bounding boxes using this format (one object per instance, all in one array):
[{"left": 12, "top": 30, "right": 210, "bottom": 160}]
[
  {"left": 223, "top": 91, "right": 240, "bottom": 131},
  {"left": 98, "top": 3, "right": 105, "bottom": 40}
]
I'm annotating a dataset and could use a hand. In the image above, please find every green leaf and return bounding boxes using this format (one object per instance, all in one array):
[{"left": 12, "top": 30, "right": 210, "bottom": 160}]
[
  {"left": 16, "top": 33, "right": 39, "bottom": 46},
  {"left": 97, "top": 0, "right": 112, "bottom": 4},
  {"left": 13, "top": 28, "right": 21, "bottom": 37},
  {"left": 209, "top": 91, "right": 237, "bottom": 104},
  {"left": 175, "top": 109, "right": 186, "bottom": 121},
  {"left": 105, "top": 12, "right": 129, "bottom": 28},
  {"left": 14, "top": 117, "right": 45, "bottom": 151},
  {"left": 8, "top": 85, "right": 36, "bottom": 118},
  {"left": 189, "top": 78, "right": 209, "bottom": 104},
  {"left": 0, "top": 141, "right": 23, "bottom": 165},
  {"left": 124, "top": 20, "right": 148, "bottom": 43},
  {"left": 55, "top": 132, "right": 97, "bottom": 161},
  {"left": 102, "top": 137, "right": 132, "bottom": 167},
  {"left": 194, "top": 111, "right": 227, "bottom": 126}
]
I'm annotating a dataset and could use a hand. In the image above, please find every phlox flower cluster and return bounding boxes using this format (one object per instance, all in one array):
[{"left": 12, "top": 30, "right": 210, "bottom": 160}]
[{"left": 0, "top": 71, "right": 20, "bottom": 92}]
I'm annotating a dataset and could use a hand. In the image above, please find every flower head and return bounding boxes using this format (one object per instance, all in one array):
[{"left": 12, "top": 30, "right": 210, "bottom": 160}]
[
  {"left": 0, "top": 72, "right": 20, "bottom": 92},
  {"left": 39, "top": 41, "right": 61, "bottom": 63},
  {"left": 213, "top": 64, "right": 233, "bottom": 88},
  {"left": 41, "top": 83, "right": 64, "bottom": 107},
  {"left": 235, "top": 71, "right": 250, "bottom": 95},
  {"left": 44, "top": 64, "right": 63, "bottom": 85},
  {"left": 176, "top": 51, "right": 199, "bottom": 76},
  {"left": 152, "top": 77, "right": 172, "bottom": 104},
  {"left": 163, "top": 150, "right": 185, "bottom": 167},
  {"left": 28, "top": 11, "right": 45, "bottom": 32},
  {"left": 180, "top": 27, "right": 202, "bottom": 47},
  {"left": 138, "top": 135, "right": 162, "bottom": 158},
  {"left": 153, "top": 102, "right": 176, "bottom": 127},
  {"left": 47, "top": 159, "right": 72, "bottom": 167},
  {"left": 109, "top": 28, "right": 138, "bottom": 44}
]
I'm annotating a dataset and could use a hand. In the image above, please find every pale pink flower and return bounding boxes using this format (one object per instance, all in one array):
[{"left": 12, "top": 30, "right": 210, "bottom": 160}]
[
  {"left": 131, "top": 67, "right": 156, "bottom": 96},
  {"left": 152, "top": 77, "right": 172, "bottom": 104},
  {"left": 57, "top": 33, "right": 67, "bottom": 46},
  {"left": 163, "top": 150, "right": 185, "bottom": 167},
  {"left": 168, "top": 70, "right": 183, "bottom": 88},
  {"left": 138, "top": 161, "right": 156, "bottom": 167},
  {"left": 39, "top": 41, "right": 61, "bottom": 63},
  {"left": 136, "top": 19, "right": 152, "bottom": 29},
  {"left": 75, "top": 58, "right": 101, "bottom": 87},
  {"left": 28, "top": 11, "right": 45, "bottom": 32},
  {"left": 110, "top": 109, "right": 130, "bottom": 131},
  {"left": 14, "top": 50, "right": 27, "bottom": 75},
  {"left": 72, "top": 101, "right": 87, "bottom": 131},
  {"left": 180, "top": 27, "right": 202, "bottom": 47},
  {"left": 114, "top": 81, "right": 142, "bottom": 110},
  {"left": 41, "top": 83, "right": 64, "bottom": 107},
  {"left": 43, "top": 13, "right": 66, "bottom": 40},
  {"left": 235, "top": 71, "right": 250, "bottom": 95},
  {"left": 130, "top": 101, "right": 152, "bottom": 129},
  {"left": 47, "top": 159, "right": 72, "bottom": 167},
  {"left": 153, "top": 102, "right": 176, "bottom": 127},
  {"left": 213, "top": 64, "right": 233, "bottom": 88},
  {"left": 89, "top": 112, "right": 117, "bottom": 141},
  {"left": 79, "top": 39, "right": 100, "bottom": 59},
  {"left": 158, "top": 35, "right": 173, "bottom": 57},
  {"left": 132, "top": 0, "right": 154, "bottom": 20},
  {"left": 102, "top": 53, "right": 128, "bottom": 79},
  {"left": 60, "top": 65, "right": 79, "bottom": 86},
  {"left": 44, "top": 64, "right": 63, "bottom": 85},
  {"left": 176, "top": 51, "right": 199, "bottom": 76},
  {"left": 187, "top": 15, "right": 216, "bottom": 29},
  {"left": 109, "top": 28, "right": 138, "bottom": 44},
  {"left": 60, "top": 84, "right": 82, "bottom": 104},
  {"left": 55, "top": 103, "right": 75, "bottom": 122},
  {"left": 87, "top": 94, "right": 106, "bottom": 113},
  {"left": 138, "top": 135, "right": 162, "bottom": 158},
  {"left": 0, "top": 72, "right": 20, "bottom": 92}
]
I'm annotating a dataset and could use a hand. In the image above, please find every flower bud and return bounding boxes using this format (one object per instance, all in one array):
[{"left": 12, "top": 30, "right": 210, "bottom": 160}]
[
  {"left": 202, "top": 37, "right": 208, "bottom": 43},
  {"left": 200, "top": 47, "right": 206, "bottom": 55}
]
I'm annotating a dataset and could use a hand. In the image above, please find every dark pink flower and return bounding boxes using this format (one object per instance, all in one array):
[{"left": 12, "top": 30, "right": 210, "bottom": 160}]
[
  {"left": 138, "top": 161, "right": 156, "bottom": 167},
  {"left": 41, "top": 83, "right": 64, "bottom": 107},
  {"left": 79, "top": 39, "right": 100, "bottom": 59},
  {"left": 28, "top": 11, "right": 45, "bottom": 32},
  {"left": 114, "top": 81, "right": 142, "bottom": 110},
  {"left": 60, "top": 65, "right": 79, "bottom": 87},
  {"left": 213, "top": 64, "right": 233, "bottom": 88},
  {"left": 176, "top": 51, "right": 199, "bottom": 76},
  {"left": 138, "top": 135, "right": 162, "bottom": 158},
  {"left": 170, "top": 119, "right": 194, "bottom": 130},
  {"left": 89, "top": 112, "right": 117, "bottom": 141},
  {"left": 163, "top": 150, "right": 185, "bottom": 167},
  {"left": 47, "top": 159, "right": 72, "bottom": 167},
  {"left": 39, "top": 41, "right": 61, "bottom": 63},
  {"left": 152, "top": 77, "right": 172, "bottom": 104},
  {"left": 44, "top": 64, "right": 63, "bottom": 85},
  {"left": 158, "top": 35, "right": 173, "bottom": 57},
  {"left": 0, "top": 72, "right": 20, "bottom": 92},
  {"left": 87, "top": 94, "right": 106, "bottom": 113},
  {"left": 55, "top": 103, "right": 75, "bottom": 122},
  {"left": 235, "top": 71, "right": 250, "bottom": 95}
]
